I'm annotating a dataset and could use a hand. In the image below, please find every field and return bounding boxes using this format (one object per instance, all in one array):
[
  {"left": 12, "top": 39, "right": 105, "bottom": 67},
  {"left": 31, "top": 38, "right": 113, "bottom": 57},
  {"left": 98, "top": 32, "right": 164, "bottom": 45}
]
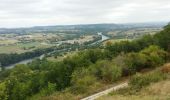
[
  {"left": 107, "top": 28, "right": 162, "bottom": 39},
  {"left": 0, "top": 30, "right": 100, "bottom": 54},
  {"left": 0, "top": 42, "right": 53, "bottom": 54},
  {"left": 102, "top": 27, "right": 162, "bottom": 46},
  {"left": 47, "top": 51, "right": 78, "bottom": 62},
  {"left": 0, "top": 25, "right": 163, "bottom": 54},
  {"left": 102, "top": 38, "right": 132, "bottom": 46},
  {"left": 0, "top": 39, "right": 18, "bottom": 45}
]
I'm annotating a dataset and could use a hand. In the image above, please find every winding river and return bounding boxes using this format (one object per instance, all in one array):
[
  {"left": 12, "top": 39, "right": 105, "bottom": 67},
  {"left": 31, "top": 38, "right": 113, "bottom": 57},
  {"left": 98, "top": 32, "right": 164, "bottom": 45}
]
[{"left": 4, "top": 33, "right": 109, "bottom": 69}]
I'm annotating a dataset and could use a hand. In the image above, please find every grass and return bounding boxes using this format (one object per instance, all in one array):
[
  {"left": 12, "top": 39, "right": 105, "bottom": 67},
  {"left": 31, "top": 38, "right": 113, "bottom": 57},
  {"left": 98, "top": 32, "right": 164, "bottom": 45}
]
[
  {"left": 30, "top": 62, "right": 170, "bottom": 100},
  {"left": 102, "top": 38, "right": 132, "bottom": 46},
  {"left": 0, "top": 45, "right": 25, "bottom": 54},
  {"left": 47, "top": 51, "right": 78, "bottom": 62},
  {"left": 0, "top": 42, "right": 52, "bottom": 54},
  {"left": 107, "top": 28, "right": 162, "bottom": 36},
  {"left": 98, "top": 80, "right": 170, "bottom": 100},
  {"left": 0, "top": 39, "right": 18, "bottom": 44},
  {"left": 0, "top": 33, "right": 64, "bottom": 54},
  {"left": 98, "top": 63, "right": 170, "bottom": 100}
]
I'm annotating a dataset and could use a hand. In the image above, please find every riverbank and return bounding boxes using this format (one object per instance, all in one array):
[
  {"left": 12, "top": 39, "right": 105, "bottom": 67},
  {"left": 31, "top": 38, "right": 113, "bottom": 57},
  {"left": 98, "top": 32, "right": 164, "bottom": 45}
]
[{"left": 2, "top": 33, "right": 109, "bottom": 69}]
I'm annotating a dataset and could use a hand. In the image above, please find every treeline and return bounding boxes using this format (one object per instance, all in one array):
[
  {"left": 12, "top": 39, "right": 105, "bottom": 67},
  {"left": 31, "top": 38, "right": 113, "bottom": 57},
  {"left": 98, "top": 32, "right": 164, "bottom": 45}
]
[
  {"left": 0, "top": 24, "right": 169, "bottom": 100},
  {"left": 0, "top": 47, "right": 55, "bottom": 67}
]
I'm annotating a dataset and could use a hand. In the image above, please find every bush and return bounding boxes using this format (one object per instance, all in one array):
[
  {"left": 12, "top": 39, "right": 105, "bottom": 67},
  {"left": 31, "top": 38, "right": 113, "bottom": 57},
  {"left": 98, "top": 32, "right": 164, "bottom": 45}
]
[
  {"left": 129, "top": 71, "right": 166, "bottom": 90},
  {"left": 0, "top": 82, "right": 8, "bottom": 100},
  {"left": 70, "top": 68, "right": 97, "bottom": 94},
  {"left": 124, "top": 53, "right": 148, "bottom": 74},
  {"left": 39, "top": 82, "right": 56, "bottom": 95},
  {"left": 140, "top": 45, "right": 167, "bottom": 67},
  {"left": 90, "top": 60, "right": 122, "bottom": 83},
  {"left": 123, "top": 45, "right": 168, "bottom": 75}
]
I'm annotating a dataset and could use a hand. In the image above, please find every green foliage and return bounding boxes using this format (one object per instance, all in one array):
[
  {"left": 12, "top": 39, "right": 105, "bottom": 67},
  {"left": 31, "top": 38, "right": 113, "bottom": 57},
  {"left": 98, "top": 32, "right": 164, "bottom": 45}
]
[
  {"left": 106, "top": 24, "right": 170, "bottom": 56},
  {"left": 0, "top": 70, "right": 11, "bottom": 80},
  {"left": 0, "top": 24, "right": 170, "bottom": 99},
  {"left": 124, "top": 53, "right": 148, "bottom": 74},
  {"left": 46, "top": 62, "right": 71, "bottom": 90},
  {"left": 129, "top": 71, "right": 166, "bottom": 90},
  {"left": 106, "top": 34, "right": 155, "bottom": 57},
  {"left": 1, "top": 65, "right": 48, "bottom": 100},
  {"left": 39, "top": 82, "right": 56, "bottom": 95},
  {"left": 140, "top": 45, "right": 168, "bottom": 67},
  {"left": 106, "top": 40, "right": 139, "bottom": 56},
  {"left": 0, "top": 82, "right": 8, "bottom": 100},
  {"left": 154, "top": 24, "right": 170, "bottom": 51},
  {"left": 123, "top": 45, "right": 168, "bottom": 75},
  {"left": 90, "top": 60, "right": 122, "bottom": 82},
  {"left": 70, "top": 68, "right": 97, "bottom": 94},
  {"left": 0, "top": 47, "right": 55, "bottom": 66}
]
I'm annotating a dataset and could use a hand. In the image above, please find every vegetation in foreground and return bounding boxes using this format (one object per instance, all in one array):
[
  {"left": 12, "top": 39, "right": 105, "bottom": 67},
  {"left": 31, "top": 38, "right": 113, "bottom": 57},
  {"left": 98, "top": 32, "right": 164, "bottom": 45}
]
[
  {"left": 0, "top": 24, "right": 169, "bottom": 100},
  {"left": 98, "top": 63, "right": 170, "bottom": 100}
]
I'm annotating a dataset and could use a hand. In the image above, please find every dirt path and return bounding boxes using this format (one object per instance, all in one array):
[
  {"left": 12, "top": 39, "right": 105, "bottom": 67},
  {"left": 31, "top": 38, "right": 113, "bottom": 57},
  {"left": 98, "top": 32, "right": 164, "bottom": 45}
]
[{"left": 81, "top": 82, "right": 128, "bottom": 100}]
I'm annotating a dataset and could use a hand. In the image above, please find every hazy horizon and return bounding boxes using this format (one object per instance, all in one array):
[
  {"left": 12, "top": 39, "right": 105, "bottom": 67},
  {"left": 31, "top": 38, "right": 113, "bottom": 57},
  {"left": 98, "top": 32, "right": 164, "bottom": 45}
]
[
  {"left": 1, "top": 0, "right": 170, "bottom": 28},
  {"left": 0, "top": 21, "right": 168, "bottom": 29}
]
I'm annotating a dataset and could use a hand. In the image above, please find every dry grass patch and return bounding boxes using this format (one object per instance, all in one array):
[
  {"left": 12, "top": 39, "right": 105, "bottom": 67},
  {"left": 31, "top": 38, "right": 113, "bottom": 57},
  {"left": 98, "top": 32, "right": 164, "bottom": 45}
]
[
  {"left": 98, "top": 77, "right": 170, "bottom": 100},
  {"left": 141, "top": 80, "right": 170, "bottom": 96},
  {"left": 161, "top": 63, "right": 170, "bottom": 73}
]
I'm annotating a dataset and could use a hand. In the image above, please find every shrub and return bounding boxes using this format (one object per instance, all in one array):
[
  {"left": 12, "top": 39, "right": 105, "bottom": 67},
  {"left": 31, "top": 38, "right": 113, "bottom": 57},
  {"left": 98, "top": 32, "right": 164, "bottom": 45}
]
[
  {"left": 39, "top": 82, "right": 56, "bottom": 95},
  {"left": 140, "top": 45, "right": 168, "bottom": 67},
  {"left": 0, "top": 82, "right": 8, "bottom": 100},
  {"left": 70, "top": 68, "right": 97, "bottom": 94},
  {"left": 129, "top": 71, "right": 166, "bottom": 91},
  {"left": 90, "top": 60, "right": 122, "bottom": 83},
  {"left": 123, "top": 45, "right": 168, "bottom": 75},
  {"left": 124, "top": 53, "right": 148, "bottom": 74}
]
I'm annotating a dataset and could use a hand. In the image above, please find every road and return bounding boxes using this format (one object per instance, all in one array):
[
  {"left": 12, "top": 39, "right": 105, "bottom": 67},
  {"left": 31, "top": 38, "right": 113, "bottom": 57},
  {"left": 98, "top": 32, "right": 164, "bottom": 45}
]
[{"left": 81, "top": 82, "right": 128, "bottom": 100}]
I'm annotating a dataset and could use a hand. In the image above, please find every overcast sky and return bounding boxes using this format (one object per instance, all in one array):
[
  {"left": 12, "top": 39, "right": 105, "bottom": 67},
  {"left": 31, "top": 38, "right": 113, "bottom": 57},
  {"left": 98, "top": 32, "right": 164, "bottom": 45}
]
[{"left": 0, "top": 0, "right": 170, "bottom": 28}]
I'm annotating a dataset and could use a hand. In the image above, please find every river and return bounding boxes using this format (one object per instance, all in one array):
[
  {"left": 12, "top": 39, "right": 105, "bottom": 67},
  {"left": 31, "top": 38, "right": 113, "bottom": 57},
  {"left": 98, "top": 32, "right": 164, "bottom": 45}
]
[{"left": 4, "top": 33, "right": 109, "bottom": 69}]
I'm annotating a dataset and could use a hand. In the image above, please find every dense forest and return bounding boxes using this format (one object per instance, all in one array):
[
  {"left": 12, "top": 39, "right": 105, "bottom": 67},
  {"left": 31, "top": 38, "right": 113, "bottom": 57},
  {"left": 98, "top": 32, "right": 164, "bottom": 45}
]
[{"left": 0, "top": 24, "right": 170, "bottom": 100}]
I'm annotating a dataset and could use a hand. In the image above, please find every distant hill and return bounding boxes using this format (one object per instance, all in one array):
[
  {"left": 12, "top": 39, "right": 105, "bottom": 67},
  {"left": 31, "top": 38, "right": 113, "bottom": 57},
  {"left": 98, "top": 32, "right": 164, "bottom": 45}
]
[{"left": 0, "top": 22, "right": 167, "bottom": 34}]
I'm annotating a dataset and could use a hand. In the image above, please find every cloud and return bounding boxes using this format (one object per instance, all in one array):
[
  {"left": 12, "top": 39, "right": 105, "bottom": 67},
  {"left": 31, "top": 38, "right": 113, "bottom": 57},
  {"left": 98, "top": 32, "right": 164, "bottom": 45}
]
[{"left": 0, "top": 0, "right": 170, "bottom": 27}]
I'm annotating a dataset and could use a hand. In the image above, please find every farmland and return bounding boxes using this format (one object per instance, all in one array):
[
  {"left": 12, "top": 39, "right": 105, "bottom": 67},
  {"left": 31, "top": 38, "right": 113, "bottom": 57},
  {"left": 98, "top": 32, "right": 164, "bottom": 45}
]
[{"left": 0, "top": 32, "right": 96, "bottom": 54}]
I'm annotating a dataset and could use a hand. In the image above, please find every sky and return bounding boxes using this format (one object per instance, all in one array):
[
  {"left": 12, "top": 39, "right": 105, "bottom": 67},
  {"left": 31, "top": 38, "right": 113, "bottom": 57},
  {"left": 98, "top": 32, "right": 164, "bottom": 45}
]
[{"left": 0, "top": 0, "right": 170, "bottom": 28}]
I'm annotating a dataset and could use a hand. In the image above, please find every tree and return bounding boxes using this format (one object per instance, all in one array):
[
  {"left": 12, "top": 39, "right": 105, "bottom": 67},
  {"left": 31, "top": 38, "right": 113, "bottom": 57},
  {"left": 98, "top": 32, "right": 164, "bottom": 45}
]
[
  {"left": 90, "top": 60, "right": 122, "bottom": 82},
  {"left": 140, "top": 45, "right": 168, "bottom": 67},
  {"left": 154, "top": 24, "right": 170, "bottom": 50},
  {"left": 124, "top": 53, "right": 148, "bottom": 74},
  {"left": 70, "top": 68, "right": 97, "bottom": 94},
  {"left": 0, "top": 82, "right": 8, "bottom": 100}
]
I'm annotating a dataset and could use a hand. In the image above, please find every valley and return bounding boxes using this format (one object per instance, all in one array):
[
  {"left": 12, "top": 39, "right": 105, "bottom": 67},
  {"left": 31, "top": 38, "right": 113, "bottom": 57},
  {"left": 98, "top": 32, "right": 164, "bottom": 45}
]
[
  {"left": 0, "top": 23, "right": 169, "bottom": 100},
  {"left": 0, "top": 0, "right": 170, "bottom": 100}
]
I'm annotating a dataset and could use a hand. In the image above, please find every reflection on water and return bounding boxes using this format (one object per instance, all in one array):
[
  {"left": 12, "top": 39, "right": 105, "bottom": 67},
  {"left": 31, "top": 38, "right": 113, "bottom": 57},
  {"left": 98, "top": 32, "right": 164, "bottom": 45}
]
[{"left": 5, "top": 59, "right": 33, "bottom": 69}]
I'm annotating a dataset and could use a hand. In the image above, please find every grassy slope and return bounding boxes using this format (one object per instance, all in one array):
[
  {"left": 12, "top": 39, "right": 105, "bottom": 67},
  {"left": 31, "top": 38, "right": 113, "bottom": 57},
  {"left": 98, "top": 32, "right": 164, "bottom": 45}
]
[
  {"left": 98, "top": 65, "right": 170, "bottom": 100},
  {"left": 98, "top": 80, "right": 170, "bottom": 100},
  {"left": 33, "top": 66, "right": 167, "bottom": 100}
]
